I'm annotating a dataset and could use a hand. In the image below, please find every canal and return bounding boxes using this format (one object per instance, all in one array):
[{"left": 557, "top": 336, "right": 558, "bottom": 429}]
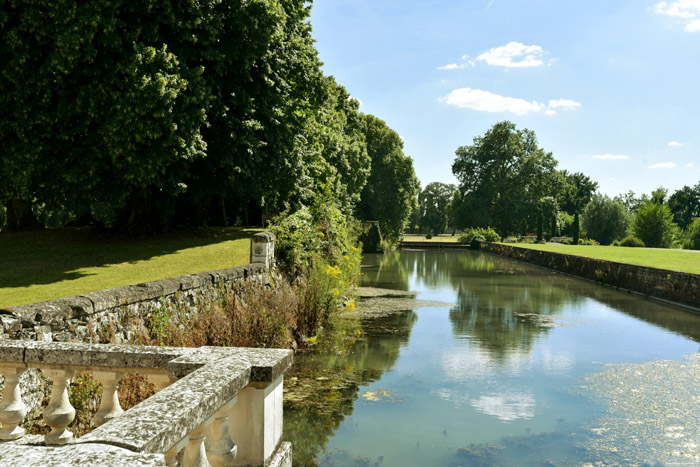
[{"left": 283, "top": 249, "right": 700, "bottom": 466}]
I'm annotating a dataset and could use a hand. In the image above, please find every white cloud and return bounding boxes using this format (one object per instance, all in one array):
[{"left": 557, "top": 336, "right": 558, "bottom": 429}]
[
  {"left": 437, "top": 63, "right": 467, "bottom": 70},
  {"left": 590, "top": 154, "right": 630, "bottom": 160},
  {"left": 687, "top": 163, "right": 695, "bottom": 167},
  {"left": 668, "top": 141, "right": 683, "bottom": 147},
  {"left": 655, "top": 1, "right": 700, "bottom": 31},
  {"left": 548, "top": 99, "right": 582, "bottom": 111},
  {"left": 476, "top": 42, "right": 546, "bottom": 68},
  {"left": 439, "top": 88, "right": 580, "bottom": 115},
  {"left": 649, "top": 161, "right": 677, "bottom": 169}
]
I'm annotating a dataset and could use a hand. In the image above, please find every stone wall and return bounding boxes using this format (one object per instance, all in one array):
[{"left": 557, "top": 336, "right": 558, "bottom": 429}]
[
  {"left": 481, "top": 243, "right": 700, "bottom": 310},
  {"left": 1, "top": 263, "right": 269, "bottom": 344}
]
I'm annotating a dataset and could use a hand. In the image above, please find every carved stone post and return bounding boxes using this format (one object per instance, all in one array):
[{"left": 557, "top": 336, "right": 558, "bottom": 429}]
[
  {"left": 43, "top": 369, "right": 76, "bottom": 445},
  {"left": 205, "top": 397, "right": 238, "bottom": 467},
  {"left": 0, "top": 364, "right": 28, "bottom": 440},
  {"left": 228, "top": 376, "right": 284, "bottom": 466},
  {"left": 182, "top": 421, "right": 211, "bottom": 467},
  {"left": 250, "top": 232, "right": 275, "bottom": 269},
  {"left": 93, "top": 370, "right": 124, "bottom": 427}
]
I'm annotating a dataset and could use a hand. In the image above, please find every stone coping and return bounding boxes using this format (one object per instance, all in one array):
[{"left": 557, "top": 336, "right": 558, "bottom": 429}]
[
  {"left": 3, "top": 263, "right": 268, "bottom": 324},
  {"left": 0, "top": 438, "right": 166, "bottom": 466},
  {"left": 0, "top": 341, "right": 293, "bottom": 456}
]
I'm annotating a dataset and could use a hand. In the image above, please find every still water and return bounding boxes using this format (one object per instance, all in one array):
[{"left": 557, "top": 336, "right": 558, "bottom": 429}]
[{"left": 283, "top": 250, "right": 700, "bottom": 466}]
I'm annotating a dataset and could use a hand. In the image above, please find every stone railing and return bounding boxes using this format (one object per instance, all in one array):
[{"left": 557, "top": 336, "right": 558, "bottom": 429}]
[{"left": 0, "top": 341, "right": 292, "bottom": 466}]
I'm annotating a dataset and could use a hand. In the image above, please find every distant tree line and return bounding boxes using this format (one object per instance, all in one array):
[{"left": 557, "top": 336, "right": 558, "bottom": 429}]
[
  {"left": 0, "top": 0, "right": 418, "bottom": 237},
  {"left": 413, "top": 121, "right": 700, "bottom": 250}
]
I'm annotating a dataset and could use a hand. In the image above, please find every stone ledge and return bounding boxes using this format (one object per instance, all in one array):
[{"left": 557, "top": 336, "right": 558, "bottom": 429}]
[
  {"left": 79, "top": 357, "right": 252, "bottom": 454},
  {"left": 0, "top": 439, "right": 165, "bottom": 466},
  {"left": 6, "top": 263, "right": 269, "bottom": 326}
]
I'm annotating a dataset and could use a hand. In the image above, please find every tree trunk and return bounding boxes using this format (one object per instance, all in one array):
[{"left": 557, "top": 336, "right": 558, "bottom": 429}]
[{"left": 4, "top": 198, "right": 41, "bottom": 231}]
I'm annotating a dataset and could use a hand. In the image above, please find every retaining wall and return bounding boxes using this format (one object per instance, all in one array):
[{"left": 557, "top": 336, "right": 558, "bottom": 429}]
[
  {"left": 481, "top": 243, "right": 700, "bottom": 310},
  {"left": 1, "top": 263, "right": 268, "bottom": 344}
]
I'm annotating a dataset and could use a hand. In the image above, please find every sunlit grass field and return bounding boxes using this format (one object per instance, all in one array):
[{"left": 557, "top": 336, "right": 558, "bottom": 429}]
[
  {"left": 0, "top": 227, "right": 258, "bottom": 307},
  {"left": 508, "top": 243, "right": 700, "bottom": 275},
  {"left": 402, "top": 233, "right": 460, "bottom": 242}
]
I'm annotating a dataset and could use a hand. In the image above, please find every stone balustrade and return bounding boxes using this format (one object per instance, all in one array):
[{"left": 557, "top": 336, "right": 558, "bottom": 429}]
[{"left": 0, "top": 341, "right": 293, "bottom": 466}]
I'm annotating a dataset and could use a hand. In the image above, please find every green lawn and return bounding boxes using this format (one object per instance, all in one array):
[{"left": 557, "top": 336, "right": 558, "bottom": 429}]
[
  {"left": 0, "top": 227, "right": 258, "bottom": 307},
  {"left": 507, "top": 243, "right": 700, "bottom": 275},
  {"left": 402, "top": 233, "right": 460, "bottom": 243}
]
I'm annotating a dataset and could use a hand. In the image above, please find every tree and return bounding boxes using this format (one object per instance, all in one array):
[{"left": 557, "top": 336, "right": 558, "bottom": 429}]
[
  {"left": 668, "top": 184, "right": 700, "bottom": 230},
  {"left": 520, "top": 219, "right": 528, "bottom": 237},
  {"left": 537, "top": 211, "right": 544, "bottom": 242},
  {"left": 550, "top": 214, "right": 557, "bottom": 239},
  {"left": 573, "top": 212, "right": 580, "bottom": 244},
  {"left": 581, "top": 194, "right": 629, "bottom": 245},
  {"left": 418, "top": 182, "right": 457, "bottom": 235},
  {"left": 632, "top": 201, "right": 678, "bottom": 248},
  {"left": 555, "top": 170, "right": 598, "bottom": 214},
  {"left": 451, "top": 121, "right": 558, "bottom": 235},
  {"left": 356, "top": 114, "right": 419, "bottom": 243}
]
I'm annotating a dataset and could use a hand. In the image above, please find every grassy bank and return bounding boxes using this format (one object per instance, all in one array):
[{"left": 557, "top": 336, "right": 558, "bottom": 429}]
[
  {"left": 402, "top": 233, "right": 460, "bottom": 242},
  {"left": 507, "top": 243, "right": 700, "bottom": 275},
  {"left": 0, "top": 227, "right": 258, "bottom": 307}
]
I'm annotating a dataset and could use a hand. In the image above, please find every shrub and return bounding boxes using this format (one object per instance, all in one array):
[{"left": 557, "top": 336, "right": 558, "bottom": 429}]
[
  {"left": 504, "top": 236, "right": 519, "bottom": 243},
  {"left": 578, "top": 238, "right": 600, "bottom": 246},
  {"left": 632, "top": 202, "right": 678, "bottom": 248},
  {"left": 581, "top": 194, "right": 628, "bottom": 245},
  {"left": 458, "top": 226, "right": 499, "bottom": 244},
  {"left": 619, "top": 235, "right": 645, "bottom": 247},
  {"left": 561, "top": 238, "right": 573, "bottom": 245},
  {"left": 425, "top": 230, "right": 433, "bottom": 240},
  {"left": 683, "top": 218, "right": 700, "bottom": 250}
]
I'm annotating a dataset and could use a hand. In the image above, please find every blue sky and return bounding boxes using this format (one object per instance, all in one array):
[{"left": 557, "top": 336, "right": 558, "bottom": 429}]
[{"left": 309, "top": 0, "right": 700, "bottom": 198}]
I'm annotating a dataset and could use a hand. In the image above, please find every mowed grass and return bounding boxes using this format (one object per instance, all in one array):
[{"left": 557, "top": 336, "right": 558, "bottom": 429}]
[
  {"left": 0, "top": 227, "right": 259, "bottom": 307},
  {"left": 402, "top": 233, "right": 460, "bottom": 243},
  {"left": 509, "top": 243, "right": 700, "bottom": 275}
]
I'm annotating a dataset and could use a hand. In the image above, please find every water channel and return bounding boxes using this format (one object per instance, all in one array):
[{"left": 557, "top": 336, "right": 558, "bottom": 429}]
[{"left": 283, "top": 249, "right": 700, "bottom": 466}]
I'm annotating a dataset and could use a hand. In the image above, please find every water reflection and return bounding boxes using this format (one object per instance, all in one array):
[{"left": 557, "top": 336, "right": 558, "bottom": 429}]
[
  {"left": 284, "top": 311, "right": 418, "bottom": 466},
  {"left": 285, "top": 250, "right": 700, "bottom": 466}
]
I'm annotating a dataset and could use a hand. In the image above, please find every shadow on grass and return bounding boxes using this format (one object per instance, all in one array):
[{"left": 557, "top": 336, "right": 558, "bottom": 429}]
[{"left": 0, "top": 226, "right": 255, "bottom": 290}]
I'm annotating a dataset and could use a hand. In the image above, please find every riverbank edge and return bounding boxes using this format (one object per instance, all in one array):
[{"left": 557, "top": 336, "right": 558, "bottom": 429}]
[
  {"left": 483, "top": 242, "right": 700, "bottom": 313},
  {"left": 399, "top": 240, "right": 700, "bottom": 313}
]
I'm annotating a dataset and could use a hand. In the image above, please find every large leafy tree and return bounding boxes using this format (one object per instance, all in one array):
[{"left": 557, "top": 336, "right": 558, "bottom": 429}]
[
  {"left": 418, "top": 182, "right": 456, "bottom": 235},
  {"left": 303, "top": 76, "right": 370, "bottom": 215},
  {"left": 356, "top": 114, "right": 419, "bottom": 242},
  {"left": 0, "top": 0, "right": 215, "bottom": 231},
  {"left": 555, "top": 170, "right": 598, "bottom": 214},
  {"left": 581, "top": 194, "right": 629, "bottom": 245},
  {"left": 668, "top": 183, "right": 700, "bottom": 230},
  {"left": 451, "top": 121, "right": 558, "bottom": 235}
]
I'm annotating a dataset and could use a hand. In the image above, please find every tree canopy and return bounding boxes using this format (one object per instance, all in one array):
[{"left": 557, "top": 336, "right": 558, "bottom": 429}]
[
  {"left": 0, "top": 0, "right": 415, "bottom": 236},
  {"left": 418, "top": 182, "right": 456, "bottom": 235},
  {"left": 451, "top": 121, "right": 558, "bottom": 235},
  {"left": 356, "top": 114, "right": 419, "bottom": 242}
]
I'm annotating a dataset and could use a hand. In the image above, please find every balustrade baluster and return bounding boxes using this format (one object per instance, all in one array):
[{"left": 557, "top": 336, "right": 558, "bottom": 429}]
[
  {"left": 43, "top": 369, "right": 76, "bottom": 445},
  {"left": 205, "top": 398, "right": 238, "bottom": 467},
  {"left": 93, "top": 370, "right": 124, "bottom": 427},
  {"left": 0, "top": 364, "right": 28, "bottom": 440},
  {"left": 182, "top": 421, "right": 212, "bottom": 467}
]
